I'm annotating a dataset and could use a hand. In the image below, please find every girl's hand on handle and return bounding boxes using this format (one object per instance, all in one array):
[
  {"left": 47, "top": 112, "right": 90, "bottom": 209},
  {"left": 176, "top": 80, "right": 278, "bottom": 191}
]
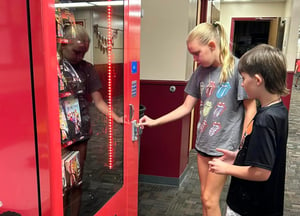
[{"left": 139, "top": 115, "right": 156, "bottom": 127}]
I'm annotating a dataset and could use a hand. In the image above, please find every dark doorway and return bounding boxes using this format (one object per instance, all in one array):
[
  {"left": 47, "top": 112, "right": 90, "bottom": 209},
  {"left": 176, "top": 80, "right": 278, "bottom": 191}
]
[
  {"left": 232, "top": 20, "right": 270, "bottom": 58},
  {"left": 230, "top": 17, "right": 285, "bottom": 58}
]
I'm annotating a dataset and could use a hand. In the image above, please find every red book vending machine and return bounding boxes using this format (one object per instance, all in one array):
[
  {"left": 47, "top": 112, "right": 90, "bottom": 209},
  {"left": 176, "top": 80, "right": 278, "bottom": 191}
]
[{"left": 0, "top": 0, "right": 140, "bottom": 215}]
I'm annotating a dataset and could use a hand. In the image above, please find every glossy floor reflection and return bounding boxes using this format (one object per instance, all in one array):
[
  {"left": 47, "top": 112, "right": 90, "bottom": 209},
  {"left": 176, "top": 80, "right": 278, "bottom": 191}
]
[{"left": 138, "top": 79, "right": 300, "bottom": 216}]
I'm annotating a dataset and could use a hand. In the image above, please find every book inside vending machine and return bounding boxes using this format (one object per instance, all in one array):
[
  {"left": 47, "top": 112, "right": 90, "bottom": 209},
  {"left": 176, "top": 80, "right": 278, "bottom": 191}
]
[{"left": 0, "top": 0, "right": 141, "bottom": 215}]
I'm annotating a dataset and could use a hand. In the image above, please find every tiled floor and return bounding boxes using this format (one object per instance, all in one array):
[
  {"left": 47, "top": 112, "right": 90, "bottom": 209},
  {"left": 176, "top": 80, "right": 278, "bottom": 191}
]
[
  {"left": 138, "top": 81, "right": 300, "bottom": 216},
  {"left": 137, "top": 150, "right": 228, "bottom": 216}
]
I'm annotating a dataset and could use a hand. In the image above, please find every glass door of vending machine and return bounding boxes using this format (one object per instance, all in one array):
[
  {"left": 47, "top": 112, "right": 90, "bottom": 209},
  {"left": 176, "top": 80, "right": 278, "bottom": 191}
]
[
  {"left": 54, "top": 0, "right": 141, "bottom": 215},
  {"left": 0, "top": 0, "right": 140, "bottom": 215}
]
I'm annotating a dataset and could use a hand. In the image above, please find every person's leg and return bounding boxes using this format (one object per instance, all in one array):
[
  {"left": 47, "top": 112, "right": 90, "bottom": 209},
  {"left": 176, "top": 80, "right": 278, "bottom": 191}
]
[
  {"left": 197, "top": 154, "right": 227, "bottom": 216},
  {"left": 197, "top": 153, "right": 210, "bottom": 216},
  {"left": 203, "top": 169, "right": 227, "bottom": 216}
]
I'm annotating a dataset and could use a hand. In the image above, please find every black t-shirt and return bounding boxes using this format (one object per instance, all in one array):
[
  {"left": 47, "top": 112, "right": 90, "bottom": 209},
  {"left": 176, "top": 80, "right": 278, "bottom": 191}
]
[
  {"left": 60, "top": 59, "right": 102, "bottom": 140},
  {"left": 72, "top": 60, "right": 102, "bottom": 138},
  {"left": 71, "top": 60, "right": 102, "bottom": 96},
  {"left": 227, "top": 101, "right": 288, "bottom": 216}
]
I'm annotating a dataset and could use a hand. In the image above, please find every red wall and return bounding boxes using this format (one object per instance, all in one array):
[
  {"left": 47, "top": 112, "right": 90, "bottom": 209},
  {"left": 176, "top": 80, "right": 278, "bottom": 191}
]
[{"left": 139, "top": 80, "right": 190, "bottom": 179}]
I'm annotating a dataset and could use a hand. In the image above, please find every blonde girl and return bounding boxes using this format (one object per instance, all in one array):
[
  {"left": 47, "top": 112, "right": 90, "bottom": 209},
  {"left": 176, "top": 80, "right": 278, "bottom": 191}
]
[{"left": 139, "top": 22, "right": 256, "bottom": 216}]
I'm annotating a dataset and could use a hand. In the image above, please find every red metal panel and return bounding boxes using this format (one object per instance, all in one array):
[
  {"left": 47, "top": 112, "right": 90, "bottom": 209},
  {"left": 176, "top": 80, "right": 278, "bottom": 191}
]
[
  {"left": 29, "top": 0, "right": 63, "bottom": 215},
  {"left": 0, "top": 1, "right": 39, "bottom": 215}
]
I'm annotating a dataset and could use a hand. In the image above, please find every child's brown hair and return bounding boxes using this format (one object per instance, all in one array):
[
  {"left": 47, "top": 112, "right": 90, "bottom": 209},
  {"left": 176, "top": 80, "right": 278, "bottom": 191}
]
[{"left": 238, "top": 44, "right": 289, "bottom": 96}]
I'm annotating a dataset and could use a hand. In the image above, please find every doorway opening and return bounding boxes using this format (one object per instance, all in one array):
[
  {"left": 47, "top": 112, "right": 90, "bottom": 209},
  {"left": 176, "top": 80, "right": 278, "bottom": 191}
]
[{"left": 230, "top": 17, "right": 285, "bottom": 58}]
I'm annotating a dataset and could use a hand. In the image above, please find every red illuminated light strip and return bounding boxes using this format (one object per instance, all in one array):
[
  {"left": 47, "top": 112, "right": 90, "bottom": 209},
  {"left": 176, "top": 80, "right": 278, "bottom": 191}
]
[{"left": 107, "top": 2, "right": 113, "bottom": 169}]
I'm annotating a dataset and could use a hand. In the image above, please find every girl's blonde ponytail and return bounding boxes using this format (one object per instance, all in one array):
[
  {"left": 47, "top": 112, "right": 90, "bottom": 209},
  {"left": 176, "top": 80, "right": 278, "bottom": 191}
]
[{"left": 214, "top": 22, "right": 235, "bottom": 83}]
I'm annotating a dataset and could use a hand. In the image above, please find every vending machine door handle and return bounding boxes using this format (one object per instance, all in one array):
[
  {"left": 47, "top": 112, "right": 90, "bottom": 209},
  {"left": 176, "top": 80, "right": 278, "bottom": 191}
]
[
  {"left": 129, "top": 104, "right": 134, "bottom": 121},
  {"left": 131, "top": 120, "right": 139, "bottom": 141}
]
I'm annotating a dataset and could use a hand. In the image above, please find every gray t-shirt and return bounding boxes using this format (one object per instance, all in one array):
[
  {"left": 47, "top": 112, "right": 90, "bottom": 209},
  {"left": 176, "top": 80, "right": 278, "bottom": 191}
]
[{"left": 185, "top": 59, "right": 248, "bottom": 156}]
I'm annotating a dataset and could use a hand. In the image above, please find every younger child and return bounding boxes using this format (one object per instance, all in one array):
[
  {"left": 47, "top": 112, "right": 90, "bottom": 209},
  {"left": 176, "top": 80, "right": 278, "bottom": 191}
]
[{"left": 208, "top": 44, "right": 289, "bottom": 216}]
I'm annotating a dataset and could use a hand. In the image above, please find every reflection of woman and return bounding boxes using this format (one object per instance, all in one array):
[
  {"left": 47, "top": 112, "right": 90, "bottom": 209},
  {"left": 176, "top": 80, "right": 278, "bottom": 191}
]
[
  {"left": 59, "top": 24, "right": 123, "bottom": 174},
  {"left": 58, "top": 24, "right": 123, "bottom": 215}
]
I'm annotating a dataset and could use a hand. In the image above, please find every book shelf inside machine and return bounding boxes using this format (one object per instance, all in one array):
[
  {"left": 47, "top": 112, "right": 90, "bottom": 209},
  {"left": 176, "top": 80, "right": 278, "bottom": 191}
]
[{"left": 56, "top": 7, "right": 85, "bottom": 196}]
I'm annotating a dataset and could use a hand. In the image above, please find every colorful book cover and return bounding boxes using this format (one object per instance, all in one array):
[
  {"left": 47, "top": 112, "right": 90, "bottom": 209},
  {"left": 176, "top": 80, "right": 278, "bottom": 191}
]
[
  {"left": 63, "top": 97, "right": 81, "bottom": 135},
  {"left": 57, "top": 62, "right": 66, "bottom": 92},
  {"left": 59, "top": 103, "right": 69, "bottom": 142},
  {"left": 62, "top": 158, "right": 67, "bottom": 190},
  {"left": 64, "top": 151, "right": 81, "bottom": 187}
]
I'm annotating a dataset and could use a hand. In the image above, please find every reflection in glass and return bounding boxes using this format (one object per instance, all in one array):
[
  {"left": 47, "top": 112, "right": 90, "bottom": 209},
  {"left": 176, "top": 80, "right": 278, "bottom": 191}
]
[{"left": 55, "top": 1, "right": 124, "bottom": 215}]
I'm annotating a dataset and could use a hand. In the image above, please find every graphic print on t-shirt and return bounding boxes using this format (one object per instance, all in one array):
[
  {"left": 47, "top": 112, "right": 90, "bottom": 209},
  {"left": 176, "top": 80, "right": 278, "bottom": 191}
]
[
  {"left": 209, "top": 122, "right": 221, "bottom": 136},
  {"left": 199, "top": 80, "right": 232, "bottom": 136},
  {"left": 203, "top": 100, "right": 213, "bottom": 117},
  {"left": 213, "top": 102, "right": 226, "bottom": 118},
  {"left": 216, "top": 82, "right": 231, "bottom": 98},
  {"left": 206, "top": 81, "right": 216, "bottom": 97},
  {"left": 199, "top": 120, "right": 208, "bottom": 133}
]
